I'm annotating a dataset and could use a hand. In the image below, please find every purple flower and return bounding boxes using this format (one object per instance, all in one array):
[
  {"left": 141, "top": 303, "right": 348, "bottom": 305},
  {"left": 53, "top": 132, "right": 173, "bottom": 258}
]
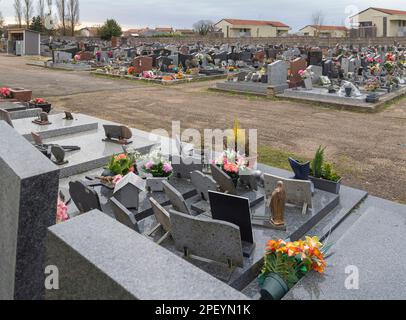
[
  {"left": 163, "top": 162, "right": 173, "bottom": 173},
  {"left": 145, "top": 161, "right": 154, "bottom": 170}
]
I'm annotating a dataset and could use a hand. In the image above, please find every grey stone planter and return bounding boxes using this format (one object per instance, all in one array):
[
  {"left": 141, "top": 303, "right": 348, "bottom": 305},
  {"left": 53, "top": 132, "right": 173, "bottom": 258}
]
[
  {"left": 146, "top": 177, "right": 169, "bottom": 192},
  {"left": 309, "top": 176, "right": 342, "bottom": 194}
]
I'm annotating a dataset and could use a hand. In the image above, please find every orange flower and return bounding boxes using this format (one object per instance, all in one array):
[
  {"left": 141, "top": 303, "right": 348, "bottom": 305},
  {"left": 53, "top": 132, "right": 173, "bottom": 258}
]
[{"left": 114, "top": 154, "right": 127, "bottom": 161}]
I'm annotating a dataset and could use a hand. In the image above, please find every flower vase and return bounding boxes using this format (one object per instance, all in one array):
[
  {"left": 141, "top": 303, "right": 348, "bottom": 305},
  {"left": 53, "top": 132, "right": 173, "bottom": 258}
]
[
  {"left": 260, "top": 273, "right": 289, "bottom": 300},
  {"left": 304, "top": 77, "right": 313, "bottom": 90}
]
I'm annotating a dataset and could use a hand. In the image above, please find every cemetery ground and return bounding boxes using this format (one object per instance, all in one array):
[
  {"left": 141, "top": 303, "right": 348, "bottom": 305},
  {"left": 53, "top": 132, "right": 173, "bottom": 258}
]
[{"left": 1, "top": 54, "right": 405, "bottom": 203}]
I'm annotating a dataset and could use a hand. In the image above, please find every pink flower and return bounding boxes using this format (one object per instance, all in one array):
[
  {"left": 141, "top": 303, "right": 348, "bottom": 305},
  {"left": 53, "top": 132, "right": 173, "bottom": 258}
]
[
  {"left": 56, "top": 199, "right": 69, "bottom": 224},
  {"left": 367, "top": 57, "right": 374, "bottom": 63},
  {"left": 145, "top": 161, "right": 154, "bottom": 170},
  {"left": 163, "top": 162, "right": 173, "bottom": 173},
  {"left": 113, "top": 175, "right": 123, "bottom": 185},
  {"left": 298, "top": 70, "right": 305, "bottom": 76}
]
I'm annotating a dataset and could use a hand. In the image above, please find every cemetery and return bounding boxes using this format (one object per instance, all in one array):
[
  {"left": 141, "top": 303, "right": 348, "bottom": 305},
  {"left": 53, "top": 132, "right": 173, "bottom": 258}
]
[
  {"left": 1, "top": 72, "right": 405, "bottom": 301},
  {"left": 31, "top": 36, "right": 406, "bottom": 108}
]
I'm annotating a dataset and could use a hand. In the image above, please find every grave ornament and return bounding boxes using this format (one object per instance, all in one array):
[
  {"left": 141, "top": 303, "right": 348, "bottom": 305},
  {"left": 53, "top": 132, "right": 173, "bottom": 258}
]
[
  {"left": 32, "top": 112, "right": 51, "bottom": 125},
  {"left": 267, "top": 181, "right": 287, "bottom": 230},
  {"left": 102, "top": 125, "right": 133, "bottom": 145}
]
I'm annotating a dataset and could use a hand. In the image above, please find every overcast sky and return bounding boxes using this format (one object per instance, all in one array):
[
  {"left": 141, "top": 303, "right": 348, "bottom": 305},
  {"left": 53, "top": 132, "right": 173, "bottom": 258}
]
[{"left": 1, "top": 0, "right": 405, "bottom": 31}]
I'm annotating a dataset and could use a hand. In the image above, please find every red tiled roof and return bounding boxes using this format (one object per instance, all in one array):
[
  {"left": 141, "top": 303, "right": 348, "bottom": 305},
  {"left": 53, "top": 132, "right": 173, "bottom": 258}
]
[
  {"left": 155, "top": 27, "right": 173, "bottom": 32},
  {"left": 371, "top": 7, "right": 406, "bottom": 15},
  {"left": 222, "top": 19, "right": 289, "bottom": 28},
  {"left": 307, "top": 25, "right": 348, "bottom": 31}
]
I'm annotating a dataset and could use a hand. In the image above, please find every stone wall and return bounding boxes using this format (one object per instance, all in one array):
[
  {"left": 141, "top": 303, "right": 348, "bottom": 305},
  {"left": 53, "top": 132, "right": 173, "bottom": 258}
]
[{"left": 127, "top": 36, "right": 406, "bottom": 47}]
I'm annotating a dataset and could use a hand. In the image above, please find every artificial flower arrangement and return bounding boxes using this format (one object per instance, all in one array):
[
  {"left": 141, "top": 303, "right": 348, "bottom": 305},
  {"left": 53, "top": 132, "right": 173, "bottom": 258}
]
[
  {"left": 0, "top": 87, "right": 12, "bottom": 99},
  {"left": 298, "top": 69, "right": 312, "bottom": 80},
  {"left": 258, "top": 237, "right": 331, "bottom": 300},
  {"left": 127, "top": 66, "right": 136, "bottom": 75},
  {"left": 142, "top": 150, "right": 173, "bottom": 178},
  {"left": 56, "top": 197, "right": 69, "bottom": 224},
  {"left": 383, "top": 60, "right": 396, "bottom": 75},
  {"left": 30, "top": 97, "right": 52, "bottom": 113},
  {"left": 212, "top": 149, "right": 247, "bottom": 185},
  {"left": 106, "top": 153, "right": 136, "bottom": 176},
  {"left": 364, "top": 78, "right": 380, "bottom": 92}
]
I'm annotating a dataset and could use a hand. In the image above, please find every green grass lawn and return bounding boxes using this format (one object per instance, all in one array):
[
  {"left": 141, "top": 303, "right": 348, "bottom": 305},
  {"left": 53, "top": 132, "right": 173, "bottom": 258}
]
[{"left": 257, "top": 145, "right": 309, "bottom": 171}]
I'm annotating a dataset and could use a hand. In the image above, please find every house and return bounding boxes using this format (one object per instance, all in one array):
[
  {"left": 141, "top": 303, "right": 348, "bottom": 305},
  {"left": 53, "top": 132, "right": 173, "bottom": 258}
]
[
  {"left": 299, "top": 25, "right": 348, "bottom": 37},
  {"left": 349, "top": 7, "right": 406, "bottom": 37},
  {"left": 77, "top": 27, "right": 99, "bottom": 37},
  {"left": 6, "top": 28, "right": 40, "bottom": 56},
  {"left": 214, "top": 19, "right": 290, "bottom": 38},
  {"left": 154, "top": 27, "right": 174, "bottom": 35},
  {"left": 176, "top": 29, "right": 195, "bottom": 36},
  {"left": 123, "top": 28, "right": 151, "bottom": 37}
]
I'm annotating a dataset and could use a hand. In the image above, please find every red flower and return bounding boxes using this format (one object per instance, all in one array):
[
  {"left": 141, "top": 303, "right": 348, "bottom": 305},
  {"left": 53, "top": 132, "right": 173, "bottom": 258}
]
[
  {"left": 224, "top": 162, "right": 239, "bottom": 174},
  {"left": 34, "top": 98, "right": 46, "bottom": 104}
]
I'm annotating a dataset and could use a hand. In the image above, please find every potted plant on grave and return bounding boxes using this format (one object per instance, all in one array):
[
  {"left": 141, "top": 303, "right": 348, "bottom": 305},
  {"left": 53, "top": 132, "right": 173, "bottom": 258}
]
[
  {"left": 29, "top": 98, "right": 52, "bottom": 113},
  {"left": 0, "top": 87, "right": 13, "bottom": 99},
  {"left": 104, "top": 153, "right": 137, "bottom": 177},
  {"left": 365, "top": 78, "right": 380, "bottom": 103},
  {"left": 309, "top": 146, "right": 342, "bottom": 194},
  {"left": 258, "top": 237, "right": 330, "bottom": 300},
  {"left": 141, "top": 150, "right": 173, "bottom": 192},
  {"left": 212, "top": 149, "right": 247, "bottom": 187}
]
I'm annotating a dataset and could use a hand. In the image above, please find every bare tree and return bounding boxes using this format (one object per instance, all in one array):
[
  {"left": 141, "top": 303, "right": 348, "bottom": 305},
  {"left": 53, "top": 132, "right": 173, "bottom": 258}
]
[
  {"left": 0, "top": 1, "right": 4, "bottom": 31},
  {"left": 193, "top": 20, "right": 214, "bottom": 36},
  {"left": 311, "top": 10, "right": 325, "bottom": 26},
  {"left": 47, "top": 0, "right": 53, "bottom": 15},
  {"left": 311, "top": 10, "right": 325, "bottom": 37},
  {"left": 38, "top": 0, "right": 45, "bottom": 22},
  {"left": 23, "top": 0, "right": 33, "bottom": 27},
  {"left": 66, "top": 0, "right": 79, "bottom": 36},
  {"left": 14, "top": 0, "right": 23, "bottom": 27},
  {"left": 56, "top": 0, "right": 66, "bottom": 35}
]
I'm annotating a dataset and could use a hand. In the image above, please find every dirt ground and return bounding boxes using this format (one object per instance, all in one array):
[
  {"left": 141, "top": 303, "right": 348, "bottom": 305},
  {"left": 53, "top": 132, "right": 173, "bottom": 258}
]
[{"left": 1, "top": 55, "right": 405, "bottom": 203}]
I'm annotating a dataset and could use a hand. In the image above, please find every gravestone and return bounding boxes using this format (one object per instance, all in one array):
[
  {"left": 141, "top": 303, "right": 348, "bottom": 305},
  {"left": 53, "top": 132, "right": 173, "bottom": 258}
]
[
  {"left": 110, "top": 197, "right": 140, "bottom": 232},
  {"left": 341, "top": 57, "right": 350, "bottom": 75},
  {"left": 69, "top": 181, "right": 102, "bottom": 213},
  {"left": 305, "top": 65, "right": 321, "bottom": 84},
  {"left": 0, "top": 122, "right": 59, "bottom": 300},
  {"left": 264, "top": 174, "right": 313, "bottom": 213},
  {"left": 190, "top": 170, "right": 217, "bottom": 201},
  {"left": 149, "top": 197, "right": 171, "bottom": 238},
  {"left": 113, "top": 172, "right": 145, "bottom": 209},
  {"left": 267, "top": 60, "right": 288, "bottom": 92},
  {"left": 289, "top": 58, "right": 307, "bottom": 88},
  {"left": 162, "top": 180, "right": 191, "bottom": 215},
  {"left": 169, "top": 209, "right": 244, "bottom": 269},
  {"left": 47, "top": 210, "right": 248, "bottom": 299},
  {"left": 171, "top": 154, "right": 203, "bottom": 179},
  {"left": 209, "top": 191, "right": 255, "bottom": 257},
  {"left": 210, "top": 164, "right": 237, "bottom": 195},
  {"left": 308, "top": 49, "right": 323, "bottom": 66},
  {"left": 132, "top": 56, "right": 153, "bottom": 74}
]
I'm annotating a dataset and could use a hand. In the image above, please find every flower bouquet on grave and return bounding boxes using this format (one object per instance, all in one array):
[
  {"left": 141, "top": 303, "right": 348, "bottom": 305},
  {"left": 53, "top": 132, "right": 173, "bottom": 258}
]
[
  {"left": 127, "top": 66, "right": 136, "bottom": 76},
  {"left": 383, "top": 61, "right": 396, "bottom": 75},
  {"left": 56, "top": 197, "right": 69, "bottom": 224},
  {"left": 212, "top": 149, "right": 247, "bottom": 187},
  {"left": 258, "top": 237, "right": 331, "bottom": 300},
  {"left": 141, "top": 150, "right": 173, "bottom": 192},
  {"left": 104, "top": 153, "right": 137, "bottom": 178},
  {"left": 0, "top": 87, "right": 12, "bottom": 99},
  {"left": 29, "top": 98, "right": 52, "bottom": 113},
  {"left": 364, "top": 78, "right": 381, "bottom": 103}
]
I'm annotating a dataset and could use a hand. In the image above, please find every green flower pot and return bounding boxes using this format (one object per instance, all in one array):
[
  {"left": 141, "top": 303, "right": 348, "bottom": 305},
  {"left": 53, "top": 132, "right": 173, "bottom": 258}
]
[{"left": 260, "top": 273, "right": 289, "bottom": 300}]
